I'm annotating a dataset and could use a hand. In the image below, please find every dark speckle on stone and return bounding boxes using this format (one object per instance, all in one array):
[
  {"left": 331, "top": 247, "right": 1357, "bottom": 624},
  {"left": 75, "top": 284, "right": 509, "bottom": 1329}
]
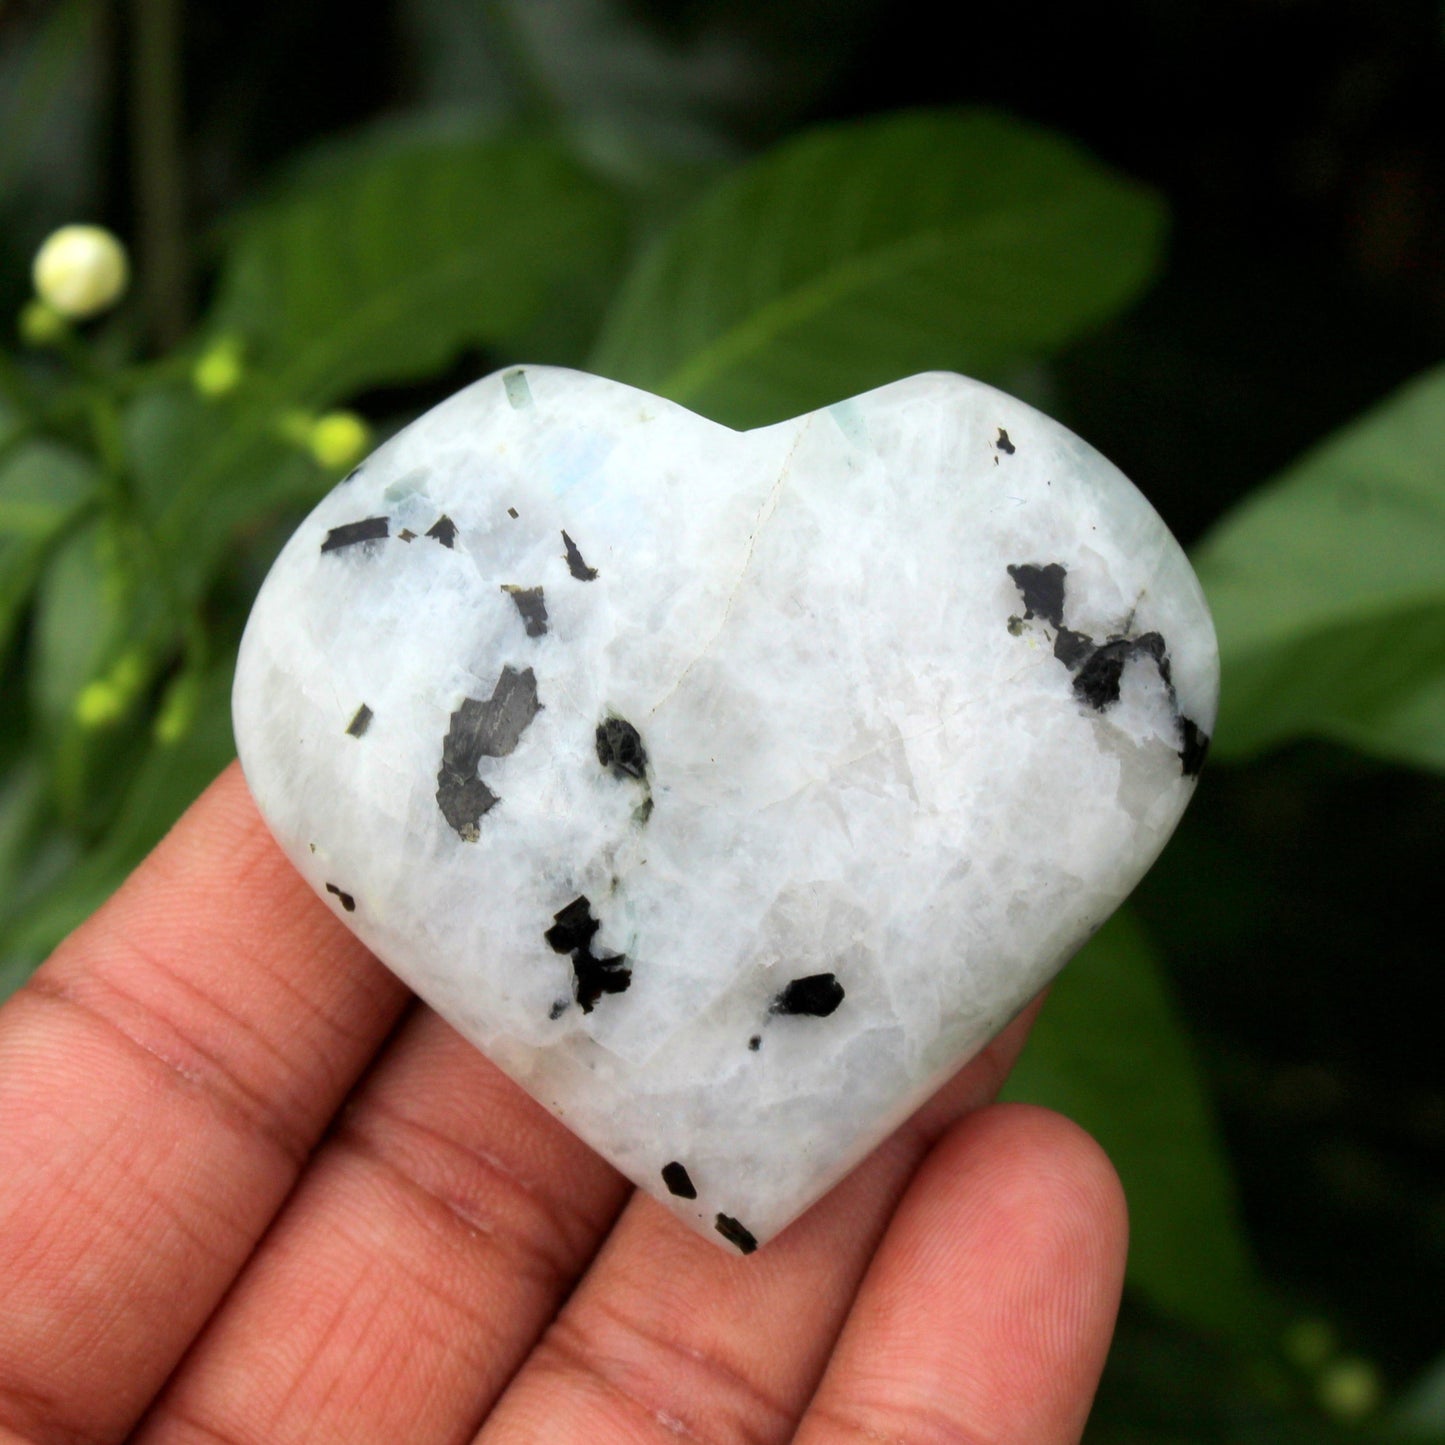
[
  {"left": 548, "top": 997, "right": 570, "bottom": 1020},
  {"left": 995, "top": 427, "right": 1016, "bottom": 455},
  {"left": 398, "top": 528, "right": 416, "bottom": 542},
  {"left": 321, "top": 516, "right": 388, "bottom": 553},
  {"left": 1072, "top": 638, "right": 1134, "bottom": 711},
  {"left": 662, "top": 1162, "right": 697, "bottom": 1199},
  {"left": 325, "top": 883, "right": 356, "bottom": 912},
  {"left": 1052, "top": 627, "right": 1095, "bottom": 670},
  {"left": 340, "top": 465, "right": 363, "bottom": 485},
  {"left": 545, "top": 896, "right": 600, "bottom": 954},
  {"left": 1007, "top": 615, "right": 1025, "bottom": 636},
  {"left": 715, "top": 1213, "right": 758, "bottom": 1254},
  {"left": 1179, "top": 716, "right": 1211, "bottom": 776},
  {"left": 562, "top": 530, "right": 598, "bottom": 581},
  {"left": 507, "top": 506, "right": 519, "bottom": 519},
  {"left": 426, "top": 514, "right": 457, "bottom": 548},
  {"left": 345, "top": 703, "right": 373, "bottom": 738},
  {"left": 502, "top": 585, "right": 548, "bottom": 638},
  {"left": 1007, "top": 562, "right": 1067, "bottom": 630},
  {"left": 1070, "top": 633, "right": 1176, "bottom": 714},
  {"left": 772, "top": 973, "right": 845, "bottom": 1018},
  {"left": 748, "top": 1035, "right": 762, "bottom": 1051},
  {"left": 435, "top": 666, "right": 540, "bottom": 839},
  {"left": 545, "top": 895, "right": 631, "bottom": 1013},
  {"left": 596, "top": 716, "right": 647, "bottom": 780}
]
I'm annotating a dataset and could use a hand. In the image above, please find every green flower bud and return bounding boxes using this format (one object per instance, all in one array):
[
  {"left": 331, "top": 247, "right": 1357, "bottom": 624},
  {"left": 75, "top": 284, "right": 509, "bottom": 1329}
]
[
  {"left": 154, "top": 671, "right": 202, "bottom": 746},
  {"left": 74, "top": 679, "right": 127, "bottom": 729},
  {"left": 193, "top": 337, "right": 245, "bottom": 398},
  {"left": 32, "top": 225, "right": 130, "bottom": 320},
  {"left": 18, "top": 299, "right": 68, "bottom": 348},
  {"left": 108, "top": 649, "right": 146, "bottom": 697},
  {"left": 309, "top": 411, "right": 371, "bottom": 470},
  {"left": 1317, "top": 1357, "right": 1381, "bottom": 1421}
]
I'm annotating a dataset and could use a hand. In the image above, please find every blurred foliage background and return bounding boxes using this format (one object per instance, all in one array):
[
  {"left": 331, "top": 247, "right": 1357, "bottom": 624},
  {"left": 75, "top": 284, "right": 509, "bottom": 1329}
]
[{"left": 2, "top": 0, "right": 1443, "bottom": 1437}]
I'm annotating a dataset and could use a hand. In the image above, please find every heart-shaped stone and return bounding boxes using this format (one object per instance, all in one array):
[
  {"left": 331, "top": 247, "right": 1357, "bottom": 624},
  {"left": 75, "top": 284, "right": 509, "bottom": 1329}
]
[{"left": 234, "top": 367, "right": 1217, "bottom": 1254}]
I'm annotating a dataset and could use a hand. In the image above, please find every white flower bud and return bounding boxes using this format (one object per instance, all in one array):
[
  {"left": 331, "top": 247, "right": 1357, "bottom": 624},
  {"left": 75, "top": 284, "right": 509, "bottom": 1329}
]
[{"left": 32, "top": 225, "right": 130, "bottom": 319}]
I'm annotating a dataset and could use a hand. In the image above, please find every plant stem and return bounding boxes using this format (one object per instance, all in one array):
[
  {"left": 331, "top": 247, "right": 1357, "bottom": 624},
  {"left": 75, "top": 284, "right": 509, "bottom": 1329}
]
[{"left": 129, "top": 0, "right": 189, "bottom": 348}]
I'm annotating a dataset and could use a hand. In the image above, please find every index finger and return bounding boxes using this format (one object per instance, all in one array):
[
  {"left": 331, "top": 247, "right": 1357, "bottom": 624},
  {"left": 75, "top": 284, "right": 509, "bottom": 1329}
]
[{"left": 0, "top": 763, "right": 407, "bottom": 1444}]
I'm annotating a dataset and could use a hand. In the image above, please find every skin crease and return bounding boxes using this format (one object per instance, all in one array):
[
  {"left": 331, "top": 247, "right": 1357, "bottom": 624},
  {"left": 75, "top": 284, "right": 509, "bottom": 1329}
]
[{"left": 0, "top": 763, "right": 1127, "bottom": 1445}]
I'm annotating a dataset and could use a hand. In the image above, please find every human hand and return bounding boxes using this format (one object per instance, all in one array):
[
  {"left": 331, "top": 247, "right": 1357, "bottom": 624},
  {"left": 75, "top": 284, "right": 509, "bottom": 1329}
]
[{"left": 0, "top": 764, "right": 1126, "bottom": 1443}]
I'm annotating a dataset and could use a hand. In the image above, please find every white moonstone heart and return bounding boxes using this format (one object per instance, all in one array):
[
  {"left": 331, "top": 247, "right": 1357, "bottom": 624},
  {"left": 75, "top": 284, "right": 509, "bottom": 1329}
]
[{"left": 233, "top": 366, "right": 1218, "bottom": 1254}]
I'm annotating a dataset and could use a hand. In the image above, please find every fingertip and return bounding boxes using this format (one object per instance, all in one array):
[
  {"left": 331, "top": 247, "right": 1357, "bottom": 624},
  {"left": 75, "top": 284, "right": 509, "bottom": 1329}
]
[
  {"left": 918, "top": 1102, "right": 1128, "bottom": 1264},
  {"left": 903, "top": 1103, "right": 1128, "bottom": 1359},
  {"left": 797, "top": 1103, "right": 1128, "bottom": 1445}
]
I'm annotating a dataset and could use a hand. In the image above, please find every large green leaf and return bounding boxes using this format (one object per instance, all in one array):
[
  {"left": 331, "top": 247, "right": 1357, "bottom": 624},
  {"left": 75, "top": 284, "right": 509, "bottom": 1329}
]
[
  {"left": 208, "top": 129, "right": 626, "bottom": 402},
  {"left": 148, "top": 129, "right": 627, "bottom": 603},
  {"left": 590, "top": 108, "right": 1166, "bottom": 428},
  {"left": 0, "top": 438, "right": 98, "bottom": 659},
  {"left": 1002, "top": 909, "right": 1268, "bottom": 1342},
  {"left": 1193, "top": 366, "right": 1445, "bottom": 770}
]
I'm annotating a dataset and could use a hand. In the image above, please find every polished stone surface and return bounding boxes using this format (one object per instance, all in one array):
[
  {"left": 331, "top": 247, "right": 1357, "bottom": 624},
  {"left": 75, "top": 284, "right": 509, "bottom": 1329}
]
[{"left": 233, "top": 366, "right": 1218, "bottom": 1253}]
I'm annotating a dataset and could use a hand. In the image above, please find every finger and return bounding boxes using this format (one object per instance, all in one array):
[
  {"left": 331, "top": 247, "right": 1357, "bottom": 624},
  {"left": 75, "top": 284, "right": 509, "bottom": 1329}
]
[
  {"left": 795, "top": 1104, "right": 1128, "bottom": 1445},
  {"left": 475, "top": 999, "right": 1044, "bottom": 1445},
  {"left": 0, "top": 763, "right": 408, "bottom": 1444},
  {"left": 136, "top": 1010, "right": 630, "bottom": 1445}
]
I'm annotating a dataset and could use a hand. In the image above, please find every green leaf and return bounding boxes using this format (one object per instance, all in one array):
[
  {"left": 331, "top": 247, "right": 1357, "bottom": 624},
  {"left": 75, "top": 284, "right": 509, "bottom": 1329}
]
[
  {"left": 1002, "top": 909, "right": 1268, "bottom": 1342},
  {"left": 209, "top": 129, "right": 627, "bottom": 402},
  {"left": 0, "top": 655, "right": 238, "bottom": 991},
  {"left": 590, "top": 108, "right": 1166, "bottom": 428},
  {"left": 26, "top": 514, "right": 175, "bottom": 834},
  {"left": 1193, "top": 366, "right": 1445, "bottom": 770},
  {"left": 28, "top": 516, "right": 135, "bottom": 728},
  {"left": 143, "top": 129, "right": 626, "bottom": 605},
  {"left": 0, "top": 438, "right": 98, "bottom": 659}
]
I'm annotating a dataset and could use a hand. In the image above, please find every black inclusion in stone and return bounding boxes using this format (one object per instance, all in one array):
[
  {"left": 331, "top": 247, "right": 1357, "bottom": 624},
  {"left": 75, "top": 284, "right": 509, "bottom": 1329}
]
[
  {"left": 1052, "top": 627, "right": 1094, "bottom": 669},
  {"left": 435, "top": 666, "right": 540, "bottom": 840},
  {"left": 548, "top": 998, "right": 570, "bottom": 1020},
  {"left": 545, "top": 896, "right": 600, "bottom": 954},
  {"left": 1006, "top": 562, "right": 1066, "bottom": 629},
  {"left": 426, "top": 514, "right": 457, "bottom": 548},
  {"left": 447, "top": 667, "right": 540, "bottom": 761},
  {"left": 596, "top": 716, "right": 647, "bottom": 780},
  {"left": 345, "top": 703, "right": 373, "bottom": 738},
  {"left": 321, "top": 516, "right": 388, "bottom": 553},
  {"left": 748, "top": 1035, "right": 762, "bottom": 1051},
  {"left": 325, "top": 883, "right": 356, "bottom": 912},
  {"left": 772, "top": 973, "right": 845, "bottom": 1018},
  {"left": 715, "top": 1214, "right": 758, "bottom": 1255},
  {"left": 1179, "top": 716, "right": 1211, "bottom": 776},
  {"left": 1072, "top": 633, "right": 1174, "bottom": 713},
  {"left": 562, "top": 529, "right": 598, "bottom": 580},
  {"left": 545, "top": 895, "right": 631, "bottom": 1013},
  {"left": 502, "top": 585, "right": 548, "bottom": 637},
  {"left": 996, "top": 426, "right": 1016, "bottom": 455},
  {"left": 662, "top": 1162, "right": 698, "bottom": 1199},
  {"left": 1072, "top": 638, "right": 1134, "bottom": 711}
]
